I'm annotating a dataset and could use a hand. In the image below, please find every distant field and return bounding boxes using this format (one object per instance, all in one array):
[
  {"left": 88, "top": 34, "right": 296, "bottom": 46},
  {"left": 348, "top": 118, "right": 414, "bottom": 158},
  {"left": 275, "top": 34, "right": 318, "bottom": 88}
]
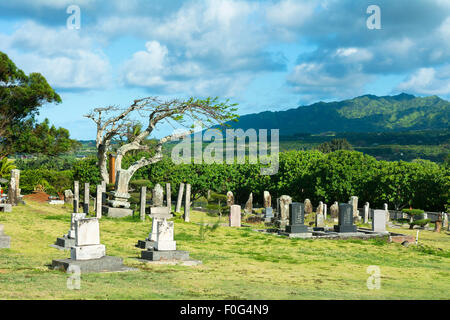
[{"left": 0, "top": 201, "right": 449, "bottom": 300}]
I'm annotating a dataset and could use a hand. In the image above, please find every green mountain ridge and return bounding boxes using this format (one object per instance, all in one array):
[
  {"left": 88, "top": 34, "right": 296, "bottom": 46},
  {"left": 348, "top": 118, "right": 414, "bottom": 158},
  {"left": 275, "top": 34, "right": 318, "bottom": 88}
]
[{"left": 228, "top": 93, "right": 449, "bottom": 136}]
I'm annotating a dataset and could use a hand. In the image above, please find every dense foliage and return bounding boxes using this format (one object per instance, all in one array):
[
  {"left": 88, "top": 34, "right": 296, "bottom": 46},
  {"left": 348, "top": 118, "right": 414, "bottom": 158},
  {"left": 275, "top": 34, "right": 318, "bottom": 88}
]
[{"left": 18, "top": 150, "right": 448, "bottom": 212}]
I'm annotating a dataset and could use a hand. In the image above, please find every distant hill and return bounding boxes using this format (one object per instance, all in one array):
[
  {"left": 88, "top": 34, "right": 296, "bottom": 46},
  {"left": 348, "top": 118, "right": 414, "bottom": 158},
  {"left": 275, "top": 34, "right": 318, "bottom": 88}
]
[{"left": 227, "top": 93, "right": 450, "bottom": 136}]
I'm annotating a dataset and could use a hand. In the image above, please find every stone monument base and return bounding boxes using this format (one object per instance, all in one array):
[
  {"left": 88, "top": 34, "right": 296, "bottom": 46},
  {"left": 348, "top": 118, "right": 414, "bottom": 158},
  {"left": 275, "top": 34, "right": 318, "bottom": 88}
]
[
  {"left": 334, "top": 225, "right": 358, "bottom": 233},
  {"left": 52, "top": 256, "right": 135, "bottom": 273},
  {"left": 0, "top": 204, "right": 12, "bottom": 212},
  {"left": 141, "top": 248, "right": 190, "bottom": 261},
  {"left": 286, "top": 224, "right": 309, "bottom": 233},
  {"left": 136, "top": 239, "right": 156, "bottom": 249},
  {"left": 53, "top": 235, "right": 75, "bottom": 250},
  {"left": 102, "top": 206, "right": 134, "bottom": 218},
  {"left": 0, "top": 235, "right": 10, "bottom": 248},
  {"left": 71, "top": 244, "right": 105, "bottom": 260},
  {"left": 279, "top": 232, "right": 313, "bottom": 238}
]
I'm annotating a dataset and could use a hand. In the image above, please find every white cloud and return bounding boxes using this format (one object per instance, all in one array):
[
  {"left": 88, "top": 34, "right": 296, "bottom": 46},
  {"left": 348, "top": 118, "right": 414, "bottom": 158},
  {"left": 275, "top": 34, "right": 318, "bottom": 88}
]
[
  {"left": 0, "top": 21, "right": 111, "bottom": 90},
  {"left": 397, "top": 66, "right": 450, "bottom": 95}
]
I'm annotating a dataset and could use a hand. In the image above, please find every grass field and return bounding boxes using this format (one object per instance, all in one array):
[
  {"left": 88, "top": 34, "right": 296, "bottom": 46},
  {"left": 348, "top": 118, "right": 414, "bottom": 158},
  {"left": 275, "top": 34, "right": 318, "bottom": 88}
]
[{"left": 0, "top": 201, "right": 449, "bottom": 300}]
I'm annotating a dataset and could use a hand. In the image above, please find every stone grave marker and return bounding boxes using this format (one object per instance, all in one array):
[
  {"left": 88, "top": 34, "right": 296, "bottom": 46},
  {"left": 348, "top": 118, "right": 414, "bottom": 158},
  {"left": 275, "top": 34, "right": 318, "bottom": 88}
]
[
  {"left": 264, "top": 207, "right": 273, "bottom": 222},
  {"left": 53, "top": 218, "right": 132, "bottom": 273},
  {"left": 315, "top": 211, "right": 325, "bottom": 231},
  {"left": 73, "top": 181, "right": 79, "bottom": 213},
  {"left": 283, "top": 202, "right": 311, "bottom": 237},
  {"left": 175, "top": 183, "right": 185, "bottom": 213},
  {"left": 152, "top": 184, "right": 164, "bottom": 207},
  {"left": 137, "top": 206, "right": 172, "bottom": 249},
  {"left": 140, "top": 186, "right": 147, "bottom": 221},
  {"left": 372, "top": 209, "right": 387, "bottom": 233},
  {"left": 184, "top": 183, "right": 191, "bottom": 222},
  {"left": 54, "top": 212, "right": 86, "bottom": 249},
  {"left": 166, "top": 183, "right": 171, "bottom": 210},
  {"left": 83, "top": 183, "right": 90, "bottom": 213},
  {"left": 334, "top": 203, "right": 357, "bottom": 233},
  {"left": 244, "top": 192, "right": 253, "bottom": 214},
  {"left": 226, "top": 191, "right": 234, "bottom": 207},
  {"left": 323, "top": 203, "right": 327, "bottom": 220},
  {"left": 304, "top": 199, "right": 313, "bottom": 215},
  {"left": 229, "top": 205, "right": 241, "bottom": 227},
  {"left": 263, "top": 191, "right": 271, "bottom": 208},
  {"left": 364, "top": 202, "right": 370, "bottom": 224}
]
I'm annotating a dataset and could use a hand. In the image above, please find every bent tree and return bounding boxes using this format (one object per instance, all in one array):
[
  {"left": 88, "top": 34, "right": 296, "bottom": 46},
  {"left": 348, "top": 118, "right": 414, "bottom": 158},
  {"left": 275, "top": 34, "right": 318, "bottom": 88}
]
[{"left": 85, "top": 96, "right": 237, "bottom": 206}]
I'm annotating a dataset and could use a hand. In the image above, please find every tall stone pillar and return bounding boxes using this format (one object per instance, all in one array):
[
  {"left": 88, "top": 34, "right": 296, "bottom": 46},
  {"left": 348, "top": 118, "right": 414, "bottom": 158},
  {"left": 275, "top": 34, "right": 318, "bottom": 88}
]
[
  {"left": 73, "top": 181, "right": 79, "bottom": 213},
  {"left": 84, "top": 183, "right": 90, "bottom": 214},
  {"left": 109, "top": 154, "right": 116, "bottom": 185},
  {"left": 176, "top": 183, "right": 185, "bottom": 213},
  {"left": 140, "top": 186, "right": 147, "bottom": 221},
  {"left": 184, "top": 184, "right": 191, "bottom": 222},
  {"left": 166, "top": 183, "right": 171, "bottom": 211},
  {"left": 96, "top": 185, "right": 103, "bottom": 219}
]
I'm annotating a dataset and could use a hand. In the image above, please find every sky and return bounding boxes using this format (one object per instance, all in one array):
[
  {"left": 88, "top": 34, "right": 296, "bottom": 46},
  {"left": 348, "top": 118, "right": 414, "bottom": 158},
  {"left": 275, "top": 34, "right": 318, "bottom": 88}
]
[{"left": 0, "top": 0, "right": 449, "bottom": 140}]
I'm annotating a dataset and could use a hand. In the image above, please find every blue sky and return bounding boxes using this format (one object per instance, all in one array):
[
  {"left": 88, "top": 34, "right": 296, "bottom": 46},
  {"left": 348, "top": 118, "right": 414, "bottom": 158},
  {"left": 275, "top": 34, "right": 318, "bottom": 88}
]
[{"left": 0, "top": 0, "right": 449, "bottom": 139}]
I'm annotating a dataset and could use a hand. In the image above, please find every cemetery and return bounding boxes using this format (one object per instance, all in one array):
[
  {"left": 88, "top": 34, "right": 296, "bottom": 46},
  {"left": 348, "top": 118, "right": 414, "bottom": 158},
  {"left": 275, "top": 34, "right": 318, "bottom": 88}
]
[{"left": 0, "top": 171, "right": 448, "bottom": 299}]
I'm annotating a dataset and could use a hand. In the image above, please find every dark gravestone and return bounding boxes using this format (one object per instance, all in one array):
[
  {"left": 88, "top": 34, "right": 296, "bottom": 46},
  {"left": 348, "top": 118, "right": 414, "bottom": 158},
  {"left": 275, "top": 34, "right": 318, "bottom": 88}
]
[
  {"left": 334, "top": 203, "right": 357, "bottom": 233},
  {"left": 286, "top": 202, "right": 309, "bottom": 233}
]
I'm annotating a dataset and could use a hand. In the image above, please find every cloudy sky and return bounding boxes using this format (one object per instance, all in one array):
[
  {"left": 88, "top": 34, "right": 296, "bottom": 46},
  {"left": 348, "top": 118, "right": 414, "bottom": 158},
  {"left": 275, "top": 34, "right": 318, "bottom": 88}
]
[{"left": 1, "top": 0, "right": 449, "bottom": 139}]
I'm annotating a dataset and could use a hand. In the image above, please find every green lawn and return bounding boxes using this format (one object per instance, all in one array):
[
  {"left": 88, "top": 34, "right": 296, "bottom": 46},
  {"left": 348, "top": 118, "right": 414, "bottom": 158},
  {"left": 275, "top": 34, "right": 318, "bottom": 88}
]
[{"left": 0, "top": 201, "right": 449, "bottom": 300}]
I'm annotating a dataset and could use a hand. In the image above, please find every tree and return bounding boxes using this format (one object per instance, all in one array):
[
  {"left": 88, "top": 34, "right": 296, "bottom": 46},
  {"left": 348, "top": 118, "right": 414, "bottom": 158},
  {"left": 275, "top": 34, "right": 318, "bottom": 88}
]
[
  {"left": 85, "top": 96, "right": 238, "bottom": 205},
  {"left": 4, "top": 118, "right": 80, "bottom": 156},
  {"left": 0, "top": 51, "right": 62, "bottom": 158},
  {"left": 317, "top": 138, "right": 353, "bottom": 153}
]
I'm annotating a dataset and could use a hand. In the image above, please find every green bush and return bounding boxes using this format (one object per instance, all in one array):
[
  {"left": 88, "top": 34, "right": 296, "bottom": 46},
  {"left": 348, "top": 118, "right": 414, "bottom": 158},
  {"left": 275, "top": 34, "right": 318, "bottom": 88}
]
[
  {"left": 402, "top": 209, "right": 425, "bottom": 216},
  {"left": 409, "top": 219, "right": 431, "bottom": 229},
  {"left": 129, "top": 180, "right": 152, "bottom": 191},
  {"left": 20, "top": 169, "right": 73, "bottom": 195}
]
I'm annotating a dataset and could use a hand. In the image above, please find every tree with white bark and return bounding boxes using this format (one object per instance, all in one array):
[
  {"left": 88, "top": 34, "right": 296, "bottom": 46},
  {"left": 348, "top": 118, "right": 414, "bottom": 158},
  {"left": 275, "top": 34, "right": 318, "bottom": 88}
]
[{"left": 85, "top": 96, "right": 237, "bottom": 205}]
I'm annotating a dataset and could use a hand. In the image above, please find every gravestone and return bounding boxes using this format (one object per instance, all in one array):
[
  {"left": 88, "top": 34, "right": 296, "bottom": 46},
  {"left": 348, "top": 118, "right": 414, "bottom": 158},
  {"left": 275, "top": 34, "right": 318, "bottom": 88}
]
[
  {"left": 330, "top": 202, "right": 339, "bottom": 220},
  {"left": 244, "top": 193, "right": 253, "bottom": 214},
  {"left": 64, "top": 189, "right": 74, "bottom": 205},
  {"left": 316, "top": 201, "right": 324, "bottom": 215},
  {"left": 166, "top": 183, "right": 171, "bottom": 210},
  {"left": 264, "top": 207, "right": 273, "bottom": 222},
  {"left": 229, "top": 205, "right": 241, "bottom": 227},
  {"left": 323, "top": 203, "right": 327, "bottom": 220},
  {"left": 137, "top": 206, "right": 172, "bottom": 249},
  {"left": 140, "top": 217, "right": 193, "bottom": 263},
  {"left": 384, "top": 203, "right": 390, "bottom": 222},
  {"left": 140, "top": 186, "right": 147, "bottom": 221},
  {"left": 372, "top": 210, "right": 387, "bottom": 233},
  {"left": 83, "top": 183, "right": 90, "bottom": 214},
  {"left": 364, "top": 202, "right": 370, "bottom": 224},
  {"left": 0, "top": 224, "right": 11, "bottom": 248},
  {"left": 434, "top": 214, "right": 442, "bottom": 233},
  {"left": 0, "top": 204, "right": 12, "bottom": 212},
  {"left": 349, "top": 196, "right": 359, "bottom": 222},
  {"left": 283, "top": 202, "right": 311, "bottom": 237},
  {"left": 315, "top": 213, "right": 325, "bottom": 231},
  {"left": 103, "top": 171, "right": 134, "bottom": 218},
  {"left": 184, "top": 184, "right": 191, "bottom": 222},
  {"left": 53, "top": 218, "right": 132, "bottom": 273},
  {"left": 8, "top": 169, "right": 21, "bottom": 206},
  {"left": 334, "top": 203, "right": 357, "bottom": 233},
  {"left": 279, "top": 195, "right": 292, "bottom": 221},
  {"left": 226, "top": 191, "right": 234, "bottom": 207},
  {"left": 304, "top": 199, "right": 313, "bottom": 215},
  {"left": 175, "top": 183, "right": 185, "bottom": 213},
  {"left": 73, "top": 181, "right": 79, "bottom": 213},
  {"left": 263, "top": 191, "right": 271, "bottom": 208},
  {"left": 54, "top": 212, "right": 86, "bottom": 249},
  {"left": 443, "top": 213, "right": 448, "bottom": 230},
  {"left": 96, "top": 185, "right": 103, "bottom": 219},
  {"left": 152, "top": 184, "right": 164, "bottom": 207}
]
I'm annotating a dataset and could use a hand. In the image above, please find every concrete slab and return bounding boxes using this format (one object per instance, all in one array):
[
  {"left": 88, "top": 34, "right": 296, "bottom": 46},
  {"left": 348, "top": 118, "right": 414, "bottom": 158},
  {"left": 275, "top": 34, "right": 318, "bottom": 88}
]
[{"left": 52, "top": 256, "right": 136, "bottom": 273}]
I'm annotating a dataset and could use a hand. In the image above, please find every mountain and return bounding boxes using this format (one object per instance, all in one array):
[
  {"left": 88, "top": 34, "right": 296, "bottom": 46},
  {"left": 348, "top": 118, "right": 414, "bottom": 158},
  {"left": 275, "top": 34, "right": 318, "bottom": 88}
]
[{"left": 227, "top": 93, "right": 450, "bottom": 136}]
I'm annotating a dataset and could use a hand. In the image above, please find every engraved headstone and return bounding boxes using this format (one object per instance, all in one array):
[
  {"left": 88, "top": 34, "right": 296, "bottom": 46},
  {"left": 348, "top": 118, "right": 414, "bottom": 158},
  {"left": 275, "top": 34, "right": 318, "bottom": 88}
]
[
  {"left": 71, "top": 218, "right": 106, "bottom": 260},
  {"left": 334, "top": 203, "right": 357, "bottom": 233},
  {"left": 154, "top": 219, "right": 176, "bottom": 251},
  {"left": 286, "top": 202, "right": 309, "bottom": 233},
  {"left": 264, "top": 207, "right": 273, "bottom": 222}
]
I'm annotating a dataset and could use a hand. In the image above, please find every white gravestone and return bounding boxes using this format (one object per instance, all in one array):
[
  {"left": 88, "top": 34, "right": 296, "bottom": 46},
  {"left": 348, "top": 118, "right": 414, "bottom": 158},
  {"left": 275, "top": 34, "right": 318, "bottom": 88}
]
[
  {"left": 229, "top": 205, "right": 241, "bottom": 227},
  {"left": 71, "top": 218, "right": 105, "bottom": 260},
  {"left": 372, "top": 210, "right": 387, "bottom": 233},
  {"left": 68, "top": 213, "right": 86, "bottom": 238},
  {"left": 154, "top": 219, "right": 176, "bottom": 251}
]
